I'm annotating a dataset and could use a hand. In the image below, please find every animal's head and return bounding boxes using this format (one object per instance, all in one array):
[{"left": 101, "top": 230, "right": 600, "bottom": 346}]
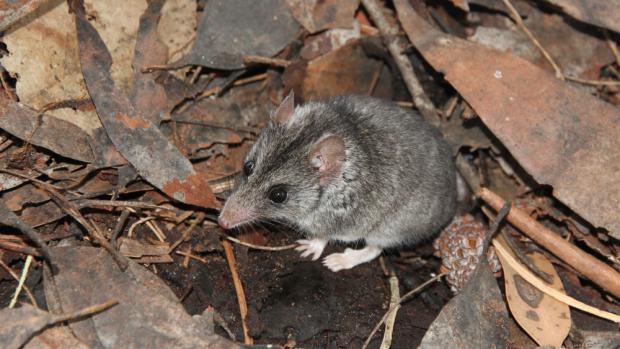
[{"left": 218, "top": 91, "right": 346, "bottom": 229}]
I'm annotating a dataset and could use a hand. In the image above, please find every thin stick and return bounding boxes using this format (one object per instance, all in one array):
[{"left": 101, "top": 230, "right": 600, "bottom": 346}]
[
  {"left": 367, "top": 64, "right": 383, "bottom": 96},
  {"left": 604, "top": 30, "right": 620, "bottom": 67},
  {"left": 32, "top": 181, "right": 128, "bottom": 270},
  {"left": 196, "top": 72, "right": 268, "bottom": 100},
  {"left": 52, "top": 299, "right": 119, "bottom": 323},
  {"left": 361, "top": 0, "right": 438, "bottom": 123},
  {"left": 242, "top": 55, "right": 291, "bottom": 67},
  {"left": 501, "top": 0, "right": 564, "bottom": 80},
  {"left": 380, "top": 275, "right": 401, "bottom": 349},
  {"left": 479, "top": 187, "right": 620, "bottom": 298},
  {"left": 565, "top": 75, "right": 620, "bottom": 86},
  {"left": 127, "top": 216, "right": 157, "bottom": 239},
  {"left": 73, "top": 199, "right": 175, "bottom": 211},
  {"left": 111, "top": 209, "right": 131, "bottom": 248},
  {"left": 145, "top": 219, "right": 167, "bottom": 242},
  {"left": 218, "top": 232, "right": 296, "bottom": 251},
  {"left": 493, "top": 237, "right": 620, "bottom": 323},
  {"left": 175, "top": 250, "right": 208, "bottom": 263},
  {"left": 168, "top": 212, "right": 205, "bottom": 254},
  {"left": 0, "top": 240, "right": 41, "bottom": 257},
  {"left": 222, "top": 239, "right": 253, "bottom": 345},
  {"left": 9, "top": 255, "right": 33, "bottom": 308},
  {"left": 0, "top": 258, "right": 37, "bottom": 307},
  {"left": 362, "top": 272, "right": 446, "bottom": 349}
]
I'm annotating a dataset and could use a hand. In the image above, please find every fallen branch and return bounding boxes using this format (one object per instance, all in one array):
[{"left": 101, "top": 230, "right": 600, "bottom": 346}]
[
  {"left": 380, "top": 275, "right": 400, "bottom": 349},
  {"left": 9, "top": 255, "right": 33, "bottom": 308},
  {"left": 479, "top": 187, "right": 620, "bottom": 298},
  {"left": 361, "top": 0, "right": 438, "bottom": 123},
  {"left": 168, "top": 213, "right": 205, "bottom": 254},
  {"left": 501, "top": 0, "right": 564, "bottom": 80},
  {"left": 0, "top": 258, "right": 38, "bottom": 307},
  {"left": 222, "top": 239, "right": 253, "bottom": 345},
  {"left": 362, "top": 272, "right": 447, "bottom": 349},
  {"left": 218, "top": 231, "right": 296, "bottom": 251}
]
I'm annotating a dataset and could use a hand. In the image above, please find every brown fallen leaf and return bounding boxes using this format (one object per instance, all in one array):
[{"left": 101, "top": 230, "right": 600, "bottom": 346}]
[
  {"left": 0, "top": 0, "right": 146, "bottom": 135},
  {"left": 130, "top": 0, "right": 170, "bottom": 124},
  {"left": 284, "top": 38, "right": 392, "bottom": 100},
  {"left": 542, "top": 0, "right": 620, "bottom": 34},
  {"left": 171, "top": 0, "right": 299, "bottom": 70},
  {"left": 495, "top": 236, "right": 571, "bottom": 347},
  {"left": 285, "top": 0, "right": 359, "bottom": 33},
  {"left": 23, "top": 325, "right": 90, "bottom": 349},
  {"left": 44, "top": 246, "right": 242, "bottom": 348},
  {"left": 419, "top": 264, "right": 509, "bottom": 348},
  {"left": 74, "top": 5, "right": 219, "bottom": 208},
  {"left": 394, "top": 0, "right": 620, "bottom": 236}
]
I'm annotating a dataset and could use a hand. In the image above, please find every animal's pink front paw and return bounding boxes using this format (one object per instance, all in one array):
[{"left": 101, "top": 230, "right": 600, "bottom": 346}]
[
  {"left": 295, "top": 238, "right": 327, "bottom": 261},
  {"left": 322, "top": 246, "right": 382, "bottom": 272}
]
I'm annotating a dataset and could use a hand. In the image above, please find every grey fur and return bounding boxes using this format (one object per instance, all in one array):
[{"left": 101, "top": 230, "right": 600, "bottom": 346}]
[{"left": 223, "top": 95, "right": 456, "bottom": 248}]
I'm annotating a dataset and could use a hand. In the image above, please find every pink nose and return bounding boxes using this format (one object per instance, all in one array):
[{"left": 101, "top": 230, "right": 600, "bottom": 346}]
[{"left": 218, "top": 216, "right": 230, "bottom": 229}]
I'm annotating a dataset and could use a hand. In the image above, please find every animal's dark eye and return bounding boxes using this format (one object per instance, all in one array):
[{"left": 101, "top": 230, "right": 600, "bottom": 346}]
[
  {"left": 243, "top": 160, "right": 255, "bottom": 176},
  {"left": 268, "top": 185, "right": 288, "bottom": 203}
]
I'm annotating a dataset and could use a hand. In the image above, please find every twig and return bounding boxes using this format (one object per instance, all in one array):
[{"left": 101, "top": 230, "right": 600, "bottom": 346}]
[
  {"left": 111, "top": 209, "right": 131, "bottom": 248},
  {"left": 30, "top": 181, "right": 129, "bottom": 270},
  {"left": 367, "top": 64, "right": 383, "bottom": 96},
  {"left": 52, "top": 299, "right": 119, "bottom": 323},
  {"left": 210, "top": 307, "right": 237, "bottom": 341},
  {"left": 175, "top": 250, "right": 208, "bottom": 263},
  {"left": 604, "top": 30, "right": 620, "bottom": 67},
  {"left": 501, "top": 0, "right": 564, "bottom": 80},
  {"left": 479, "top": 187, "right": 620, "bottom": 298},
  {"left": 218, "top": 231, "right": 296, "bottom": 251},
  {"left": 196, "top": 72, "right": 268, "bottom": 100},
  {"left": 0, "top": 240, "right": 41, "bottom": 257},
  {"left": 182, "top": 246, "right": 191, "bottom": 268},
  {"left": 0, "top": 258, "right": 38, "bottom": 307},
  {"left": 167, "top": 117, "right": 259, "bottom": 134},
  {"left": 493, "top": 236, "right": 620, "bottom": 323},
  {"left": 127, "top": 216, "right": 157, "bottom": 238},
  {"left": 243, "top": 55, "right": 291, "bottom": 67},
  {"left": 72, "top": 199, "right": 176, "bottom": 211},
  {"left": 9, "top": 255, "right": 33, "bottom": 308},
  {"left": 0, "top": 68, "right": 18, "bottom": 101},
  {"left": 168, "top": 212, "right": 205, "bottom": 254},
  {"left": 222, "top": 239, "right": 253, "bottom": 345},
  {"left": 361, "top": 0, "right": 438, "bottom": 123},
  {"left": 362, "top": 272, "right": 446, "bottom": 349},
  {"left": 564, "top": 75, "right": 620, "bottom": 86},
  {"left": 380, "top": 275, "right": 400, "bottom": 349},
  {"left": 169, "top": 33, "right": 196, "bottom": 61}
]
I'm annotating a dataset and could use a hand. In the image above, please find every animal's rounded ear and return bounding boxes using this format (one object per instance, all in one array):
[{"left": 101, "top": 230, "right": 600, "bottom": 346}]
[
  {"left": 309, "top": 135, "right": 346, "bottom": 185},
  {"left": 270, "top": 90, "right": 295, "bottom": 125}
]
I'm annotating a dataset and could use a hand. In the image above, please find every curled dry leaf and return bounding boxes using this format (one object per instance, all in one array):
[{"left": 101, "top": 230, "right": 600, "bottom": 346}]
[
  {"left": 495, "top": 236, "right": 571, "bottom": 348},
  {"left": 74, "top": 8, "right": 218, "bottom": 208},
  {"left": 395, "top": 0, "right": 620, "bottom": 236}
]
